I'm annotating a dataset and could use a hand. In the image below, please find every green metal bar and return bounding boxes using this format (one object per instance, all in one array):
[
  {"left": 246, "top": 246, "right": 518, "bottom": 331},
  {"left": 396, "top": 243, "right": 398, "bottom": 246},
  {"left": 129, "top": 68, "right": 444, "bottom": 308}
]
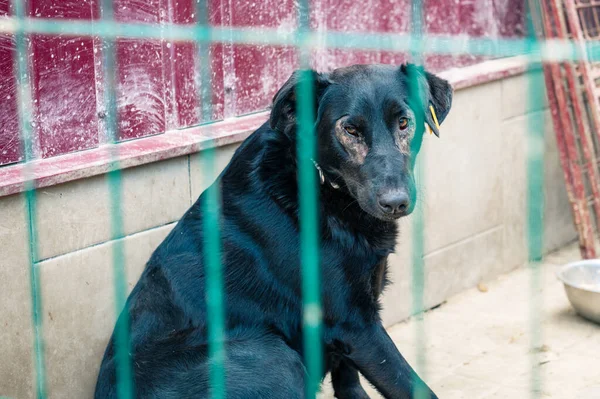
[
  {"left": 100, "top": 0, "right": 134, "bottom": 398},
  {"left": 525, "top": 2, "right": 545, "bottom": 398},
  {"left": 410, "top": 145, "right": 428, "bottom": 399},
  {"left": 11, "top": 0, "right": 47, "bottom": 397},
  {"left": 408, "top": 1, "right": 429, "bottom": 399},
  {"left": 297, "top": 1, "right": 322, "bottom": 398},
  {"left": 194, "top": 2, "right": 226, "bottom": 398},
  {"left": 0, "top": 16, "right": 596, "bottom": 63}
]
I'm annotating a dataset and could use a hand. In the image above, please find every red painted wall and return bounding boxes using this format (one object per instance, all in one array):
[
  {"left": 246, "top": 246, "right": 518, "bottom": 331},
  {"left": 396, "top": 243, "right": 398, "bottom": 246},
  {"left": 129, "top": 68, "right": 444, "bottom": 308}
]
[
  {"left": 29, "top": 0, "right": 99, "bottom": 158},
  {"left": 0, "top": 0, "right": 525, "bottom": 166},
  {"left": 0, "top": 1, "right": 21, "bottom": 165}
]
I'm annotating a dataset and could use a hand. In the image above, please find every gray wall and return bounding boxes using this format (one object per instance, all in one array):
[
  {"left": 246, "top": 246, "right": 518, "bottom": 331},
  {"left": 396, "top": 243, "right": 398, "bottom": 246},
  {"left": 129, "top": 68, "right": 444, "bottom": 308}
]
[{"left": 0, "top": 70, "right": 576, "bottom": 398}]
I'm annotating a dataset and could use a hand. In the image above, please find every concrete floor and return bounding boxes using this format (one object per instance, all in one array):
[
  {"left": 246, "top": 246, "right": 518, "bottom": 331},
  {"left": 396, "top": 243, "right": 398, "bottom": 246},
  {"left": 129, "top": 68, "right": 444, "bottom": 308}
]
[{"left": 319, "top": 243, "right": 600, "bottom": 399}]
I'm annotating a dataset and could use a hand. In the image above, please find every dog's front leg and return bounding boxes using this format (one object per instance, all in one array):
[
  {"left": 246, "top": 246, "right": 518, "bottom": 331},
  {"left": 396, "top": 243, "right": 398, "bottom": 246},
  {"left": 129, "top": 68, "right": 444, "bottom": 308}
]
[
  {"left": 331, "top": 357, "right": 370, "bottom": 399},
  {"left": 344, "top": 323, "right": 438, "bottom": 399}
]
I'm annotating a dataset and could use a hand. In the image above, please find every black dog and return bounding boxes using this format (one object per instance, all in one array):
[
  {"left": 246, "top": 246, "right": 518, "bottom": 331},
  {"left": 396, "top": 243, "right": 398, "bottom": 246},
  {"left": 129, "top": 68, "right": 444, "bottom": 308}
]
[{"left": 95, "top": 63, "right": 452, "bottom": 399}]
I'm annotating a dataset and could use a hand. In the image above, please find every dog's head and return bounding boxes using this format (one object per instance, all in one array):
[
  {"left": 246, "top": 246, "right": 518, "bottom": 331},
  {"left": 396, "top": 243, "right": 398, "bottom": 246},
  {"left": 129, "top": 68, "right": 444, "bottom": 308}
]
[{"left": 270, "top": 64, "right": 453, "bottom": 221}]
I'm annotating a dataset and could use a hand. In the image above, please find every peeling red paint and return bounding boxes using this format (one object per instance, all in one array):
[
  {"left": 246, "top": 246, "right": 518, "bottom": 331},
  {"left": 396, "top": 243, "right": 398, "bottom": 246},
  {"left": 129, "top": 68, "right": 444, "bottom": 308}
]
[
  {"left": 29, "top": 0, "right": 99, "bottom": 158},
  {"left": 0, "top": 0, "right": 526, "bottom": 168},
  {"left": 0, "top": 0, "right": 21, "bottom": 166},
  {"left": 113, "top": 0, "right": 167, "bottom": 141},
  {"left": 549, "top": 0, "right": 600, "bottom": 259},
  {"left": 539, "top": 0, "right": 598, "bottom": 258},
  {"left": 169, "top": 0, "right": 199, "bottom": 128}
]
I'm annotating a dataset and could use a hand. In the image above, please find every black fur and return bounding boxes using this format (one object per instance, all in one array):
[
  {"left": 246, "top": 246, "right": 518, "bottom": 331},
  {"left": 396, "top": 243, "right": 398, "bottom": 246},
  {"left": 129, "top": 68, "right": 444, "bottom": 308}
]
[{"left": 95, "top": 64, "right": 453, "bottom": 399}]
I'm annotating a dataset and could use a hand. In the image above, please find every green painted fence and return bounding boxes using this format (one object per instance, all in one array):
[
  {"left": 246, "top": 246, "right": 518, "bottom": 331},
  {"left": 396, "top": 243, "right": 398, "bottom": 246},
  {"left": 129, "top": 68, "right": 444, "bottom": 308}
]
[{"left": 7, "top": 0, "right": 550, "bottom": 398}]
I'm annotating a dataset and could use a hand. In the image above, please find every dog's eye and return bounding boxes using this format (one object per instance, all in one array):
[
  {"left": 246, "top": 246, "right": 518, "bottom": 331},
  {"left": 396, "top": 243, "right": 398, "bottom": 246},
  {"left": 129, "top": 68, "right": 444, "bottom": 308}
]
[
  {"left": 399, "top": 117, "right": 409, "bottom": 130},
  {"left": 344, "top": 125, "right": 359, "bottom": 137}
]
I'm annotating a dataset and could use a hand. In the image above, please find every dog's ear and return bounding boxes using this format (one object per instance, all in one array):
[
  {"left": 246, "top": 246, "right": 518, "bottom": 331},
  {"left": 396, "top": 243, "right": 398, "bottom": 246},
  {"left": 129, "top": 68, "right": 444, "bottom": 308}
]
[
  {"left": 401, "top": 64, "right": 453, "bottom": 137},
  {"left": 269, "top": 69, "right": 331, "bottom": 133}
]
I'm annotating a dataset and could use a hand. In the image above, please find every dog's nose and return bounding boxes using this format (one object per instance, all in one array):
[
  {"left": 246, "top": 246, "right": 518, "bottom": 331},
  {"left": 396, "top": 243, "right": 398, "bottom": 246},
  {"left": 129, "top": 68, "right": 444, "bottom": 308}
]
[{"left": 378, "top": 191, "right": 410, "bottom": 215}]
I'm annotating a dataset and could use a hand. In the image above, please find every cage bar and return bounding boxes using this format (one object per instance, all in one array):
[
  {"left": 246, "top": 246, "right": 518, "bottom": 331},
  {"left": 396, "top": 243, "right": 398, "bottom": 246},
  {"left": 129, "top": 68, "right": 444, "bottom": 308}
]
[
  {"left": 195, "top": 1, "right": 226, "bottom": 398},
  {"left": 99, "top": 0, "right": 135, "bottom": 397},
  {"left": 1, "top": 17, "right": 600, "bottom": 64},
  {"left": 408, "top": 1, "right": 430, "bottom": 399},
  {"left": 525, "top": 1, "right": 545, "bottom": 397},
  {"left": 296, "top": 1, "right": 323, "bottom": 398},
  {"left": 11, "top": 0, "right": 47, "bottom": 396}
]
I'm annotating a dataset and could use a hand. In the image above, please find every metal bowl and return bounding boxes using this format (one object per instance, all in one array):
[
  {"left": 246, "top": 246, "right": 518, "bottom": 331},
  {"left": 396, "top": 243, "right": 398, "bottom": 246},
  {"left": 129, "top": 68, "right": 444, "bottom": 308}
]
[{"left": 556, "top": 260, "right": 600, "bottom": 324}]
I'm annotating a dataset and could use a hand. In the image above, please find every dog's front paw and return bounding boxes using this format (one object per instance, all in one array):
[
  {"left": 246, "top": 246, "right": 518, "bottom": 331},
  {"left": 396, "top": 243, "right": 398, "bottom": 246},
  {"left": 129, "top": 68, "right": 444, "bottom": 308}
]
[{"left": 334, "top": 385, "right": 371, "bottom": 399}]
